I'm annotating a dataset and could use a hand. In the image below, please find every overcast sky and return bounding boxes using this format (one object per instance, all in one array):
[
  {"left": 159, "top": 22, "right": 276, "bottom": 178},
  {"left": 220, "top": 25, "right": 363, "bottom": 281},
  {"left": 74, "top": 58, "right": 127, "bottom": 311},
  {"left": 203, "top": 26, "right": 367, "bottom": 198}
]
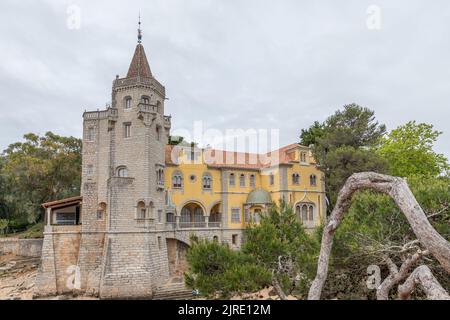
[{"left": 0, "top": 0, "right": 449, "bottom": 157}]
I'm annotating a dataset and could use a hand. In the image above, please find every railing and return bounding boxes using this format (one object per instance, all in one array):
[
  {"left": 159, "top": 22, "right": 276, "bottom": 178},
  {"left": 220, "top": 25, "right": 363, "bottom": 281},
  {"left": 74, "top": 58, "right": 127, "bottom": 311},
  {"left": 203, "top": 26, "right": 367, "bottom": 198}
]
[
  {"left": 138, "top": 103, "right": 158, "bottom": 113},
  {"left": 83, "top": 108, "right": 118, "bottom": 120},
  {"left": 208, "top": 222, "right": 221, "bottom": 228},
  {"left": 165, "top": 222, "right": 222, "bottom": 230}
]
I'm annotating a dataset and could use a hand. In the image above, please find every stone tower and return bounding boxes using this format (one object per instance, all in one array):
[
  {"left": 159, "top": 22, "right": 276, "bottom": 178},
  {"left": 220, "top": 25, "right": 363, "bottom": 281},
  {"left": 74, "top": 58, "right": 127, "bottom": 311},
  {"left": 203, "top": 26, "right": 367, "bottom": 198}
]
[{"left": 77, "top": 28, "right": 172, "bottom": 298}]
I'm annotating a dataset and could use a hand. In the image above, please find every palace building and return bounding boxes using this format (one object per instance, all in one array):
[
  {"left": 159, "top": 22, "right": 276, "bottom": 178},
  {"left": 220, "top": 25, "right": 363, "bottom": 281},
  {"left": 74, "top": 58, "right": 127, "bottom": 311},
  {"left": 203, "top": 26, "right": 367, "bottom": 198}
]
[{"left": 34, "top": 29, "right": 326, "bottom": 299}]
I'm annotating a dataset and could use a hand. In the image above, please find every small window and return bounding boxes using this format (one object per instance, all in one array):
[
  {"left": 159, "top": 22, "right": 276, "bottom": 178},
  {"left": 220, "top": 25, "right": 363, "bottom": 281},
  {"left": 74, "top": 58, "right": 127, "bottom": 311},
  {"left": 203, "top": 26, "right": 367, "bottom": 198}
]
[
  {"left": 292, "top": 173, "right": 300, "bottom": 185},
  {"left": 202, "top": 174, "right": 212, "bottom": 189},
  {"left": 239, "top": 174, "right": 246, "bottom": 187},
  {"left": 232, "top": 234, "right": 238, "bottom": 245},
  {"left": 249, "top": 174, "right": 256, "bottom": 188},
  {"left": 117, "top": 166, "right": 128, "bottom": 177},
  {"left": 97, "top": 203, "right": 106, "bottom": 220},
  {"left": 124, "top": 123, "right": 131, "bottom": 138},
  {"left": 167, "top": 212, "right": 175, "bottom": 223},
  {"left": 157, "top": 210, "right": 162, "bottom": 223},
  {"left": 172, "top": 172, "right": 183, "bottom": 188},
  {"left": 87, "top": 127, "right": 94, "bottom": 141},
  {"left": 229, "top": 173, "right": 235, "bottom": 186},
  {"left": 142, "top": 96, "right": 150, "bottom": 105},
  {"left": 310, "top": 174, "right": 317, "bottom": 187},
  {"left": 269, "top": 173, "right": 274, "bottom": 186},
  {"left": 156, "top": 126, "right": 161, "bottom": 141},
  {"left": 301, "top": 152, "right": 307, "bottom": 163},
  {"left": 158, "top": 236, "right": 162, "bottom": 250},
  {"left": 137, "top": 201, "right": 146, "bottom": 219},
  {"left": 124, "top": 97, "right": 132, "bottom": 109},
  {"left": 156, "top": 168, "right": 165, "bottom": 186},
  {"left": 231, "top": 208, "right": 240, "bottom": 223}
]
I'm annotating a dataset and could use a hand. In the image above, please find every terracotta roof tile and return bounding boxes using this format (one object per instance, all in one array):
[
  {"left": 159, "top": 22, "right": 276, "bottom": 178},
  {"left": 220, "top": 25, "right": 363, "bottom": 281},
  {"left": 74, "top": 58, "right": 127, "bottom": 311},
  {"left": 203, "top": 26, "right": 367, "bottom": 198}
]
[
  {"left": 127, "top": 44, "right": 152, "bottom": 78},
  {"left": 165, "top": 143, "right": 303, "bottom": 170}
]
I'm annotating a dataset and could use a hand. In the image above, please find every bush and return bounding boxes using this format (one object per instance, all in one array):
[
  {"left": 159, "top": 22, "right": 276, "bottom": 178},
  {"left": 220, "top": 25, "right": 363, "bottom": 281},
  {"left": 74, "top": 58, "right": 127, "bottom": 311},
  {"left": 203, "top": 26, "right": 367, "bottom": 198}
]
[{"left": 185, "top": 239, "right": 271, "bottom": 298}]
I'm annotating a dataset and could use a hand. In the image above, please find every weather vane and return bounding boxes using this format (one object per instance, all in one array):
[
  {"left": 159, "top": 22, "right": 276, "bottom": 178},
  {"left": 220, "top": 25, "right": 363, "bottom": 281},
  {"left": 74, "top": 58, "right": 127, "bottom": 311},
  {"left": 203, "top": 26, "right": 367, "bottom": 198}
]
[{"left": 138, "top": 12, "right": 142, "bottom": 44}]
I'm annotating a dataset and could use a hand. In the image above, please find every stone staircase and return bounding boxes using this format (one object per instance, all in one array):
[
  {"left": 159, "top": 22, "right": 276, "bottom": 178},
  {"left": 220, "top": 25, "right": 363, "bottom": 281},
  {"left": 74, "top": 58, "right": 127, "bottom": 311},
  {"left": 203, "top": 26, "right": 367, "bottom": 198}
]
[{"left": 153, "top": 279, "right": 193, "bottom": 300}]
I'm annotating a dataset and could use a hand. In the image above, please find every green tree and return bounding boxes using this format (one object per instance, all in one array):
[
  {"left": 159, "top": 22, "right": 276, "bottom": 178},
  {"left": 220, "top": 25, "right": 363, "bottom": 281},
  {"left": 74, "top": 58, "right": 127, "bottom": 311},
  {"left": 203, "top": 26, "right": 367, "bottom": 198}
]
[
  {"left": 300, "top": 121, "right": 325, "bottom": 146},
  {"left": 301, "top": 104, "right": 388, "bottom": 207},
  {"left": 378, "top": 121, "right": 449, "bottom": 178},
  {"left": 243, "top": 201, "right": 319, "bottom": 296},
  {"left": 185, "top": 239, "right": 271, "bottom": 298},
  {"left": 1, "top": 132, "right": 81, "bottom": 226},
  {"left": 185, "top": 202, "right": 319, "bottom": 298}
]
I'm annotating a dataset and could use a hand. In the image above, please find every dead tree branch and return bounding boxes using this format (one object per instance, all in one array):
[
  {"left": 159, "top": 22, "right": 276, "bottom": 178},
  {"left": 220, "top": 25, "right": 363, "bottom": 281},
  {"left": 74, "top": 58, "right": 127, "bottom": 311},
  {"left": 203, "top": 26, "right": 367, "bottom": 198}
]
[
  {"left": 398, "top": 265, "right": 450, "bottom": 300},
  {"left": 376, "top": 248, "right": 429, "bottom": 300},
  {"left": 307, "top": 172, "right": 450, "bottom": 300}
]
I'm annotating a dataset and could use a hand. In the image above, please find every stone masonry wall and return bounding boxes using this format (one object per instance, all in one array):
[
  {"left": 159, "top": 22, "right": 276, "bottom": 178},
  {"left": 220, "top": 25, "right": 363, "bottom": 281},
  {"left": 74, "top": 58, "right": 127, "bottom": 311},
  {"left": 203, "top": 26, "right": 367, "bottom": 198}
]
[{"left": 0, "top": 238, "right": 43, "bottom": 257}]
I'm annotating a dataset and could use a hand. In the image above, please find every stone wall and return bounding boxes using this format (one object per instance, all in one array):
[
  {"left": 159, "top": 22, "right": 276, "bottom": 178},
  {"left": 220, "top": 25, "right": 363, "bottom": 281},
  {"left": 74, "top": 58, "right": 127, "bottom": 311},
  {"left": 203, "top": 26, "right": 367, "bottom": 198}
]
[{"left": 0, "top": 238, "right": 43, "bottom": 257}]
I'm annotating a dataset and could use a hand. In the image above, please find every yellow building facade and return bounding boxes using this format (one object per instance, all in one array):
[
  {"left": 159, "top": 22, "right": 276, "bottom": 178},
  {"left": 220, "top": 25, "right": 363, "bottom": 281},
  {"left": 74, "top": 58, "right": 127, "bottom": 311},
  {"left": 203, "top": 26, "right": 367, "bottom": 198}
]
[{"left": 164, "top": 142, "right": 326, "bottom": 239}]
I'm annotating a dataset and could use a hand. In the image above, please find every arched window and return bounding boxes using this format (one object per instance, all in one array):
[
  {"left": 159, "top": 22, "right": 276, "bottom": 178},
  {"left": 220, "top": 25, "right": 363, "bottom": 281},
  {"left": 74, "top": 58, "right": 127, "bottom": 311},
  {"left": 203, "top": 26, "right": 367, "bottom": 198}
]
[
  {"left": 141, "top": 96, "right": 150, "bottom": 105},
  {"left": 292, "top": 173, "right": 300, "bottom": 185},
  {"left": 269, "top": 173, "right": 275, "bottom": 186},
  {"left": 308, "top": 205, "right": 314, "bottom": 221},
  {"left": 301, "top": 204, "right": 308, "bottom": 221},
  {"left": 297, "top": 203, "right": 315, "bottom": 222},
  {"left": 148, "top": 201, "right": 154, "bottom": 219},
  {"left": 172, "top": 172, "right": 183, "bottom": 188},
  {"left": 229, "top": 173, "right": 235, "bottom": 186},
  {"left": 202, "top": 173, "right": 212, "bottom": 190},
  {"left": 97, "top": 202, "right": 106, "bottom": 220},
  {"left": 124, "top": 96, "right": 132, "bottom": 109},
  {"left": 310, "top": 174, "right": 317, "bottom": 186},
  {"left": 181, "top": 207, "right": 191, "bottom": 224},
  {"left": 239, "top": 174, "right": 246, "bottom": 187},
  {"left": 117, "top": 166, "right": 128, "bottom": 177},
  {"left": 137, "top": 201, "right": 146, "bottom": 220},
  {"left": 249, "top": 174, "right": 256, "bottom": 188},
  {"left": 194, "top": 207, "right": 203, "bottom": 223}
]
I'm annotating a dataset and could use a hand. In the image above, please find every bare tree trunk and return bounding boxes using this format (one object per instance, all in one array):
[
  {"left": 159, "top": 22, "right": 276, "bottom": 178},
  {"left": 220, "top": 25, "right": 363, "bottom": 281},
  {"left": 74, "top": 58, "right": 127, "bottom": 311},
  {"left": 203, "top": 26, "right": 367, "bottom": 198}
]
[
  {"left": 398, "top": 265, "right": 450, "bottom": 300},
  {"left": 377, "top": 249, "right": 428, "bottom": 300},
  {"left": 272, "top": 278, "right": 288, "bottom": 300},
  {"left": 308, "top": 172, "right": 450, "bottom": 300}
]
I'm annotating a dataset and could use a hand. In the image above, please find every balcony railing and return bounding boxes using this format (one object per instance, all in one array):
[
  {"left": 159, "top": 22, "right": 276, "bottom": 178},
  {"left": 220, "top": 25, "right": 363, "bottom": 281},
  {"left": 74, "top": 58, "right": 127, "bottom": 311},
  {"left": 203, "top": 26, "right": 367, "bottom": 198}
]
[
  {"left": 138, "top": 103, "right": 158, "bottom": 114},
  {"left": 83, "top": 107, "right": 118, "bottom": 120},
  {"left": 165, "top": 222, "right": 222, "bottom": 230}
]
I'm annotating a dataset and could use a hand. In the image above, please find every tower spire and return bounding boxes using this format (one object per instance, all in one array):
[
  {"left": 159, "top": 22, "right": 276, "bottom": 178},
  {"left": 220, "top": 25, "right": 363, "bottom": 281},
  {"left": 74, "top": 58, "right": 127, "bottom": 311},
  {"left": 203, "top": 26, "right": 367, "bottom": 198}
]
[{"left": 138, "top": 13, "right": 142, "bottom": 44}]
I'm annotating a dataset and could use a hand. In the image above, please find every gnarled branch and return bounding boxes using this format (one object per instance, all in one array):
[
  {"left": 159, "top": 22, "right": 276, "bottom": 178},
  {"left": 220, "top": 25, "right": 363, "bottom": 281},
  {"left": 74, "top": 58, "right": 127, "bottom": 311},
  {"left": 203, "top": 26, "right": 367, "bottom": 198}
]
[
  {"left": 377, "top": 248, "right": 429, "bottom": 300},
  {"left": 307, "top": 172, "right": 450, "bottom": 300},
  {"left": 398, "top": 265, "right": 450, "bottom": 300}
]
